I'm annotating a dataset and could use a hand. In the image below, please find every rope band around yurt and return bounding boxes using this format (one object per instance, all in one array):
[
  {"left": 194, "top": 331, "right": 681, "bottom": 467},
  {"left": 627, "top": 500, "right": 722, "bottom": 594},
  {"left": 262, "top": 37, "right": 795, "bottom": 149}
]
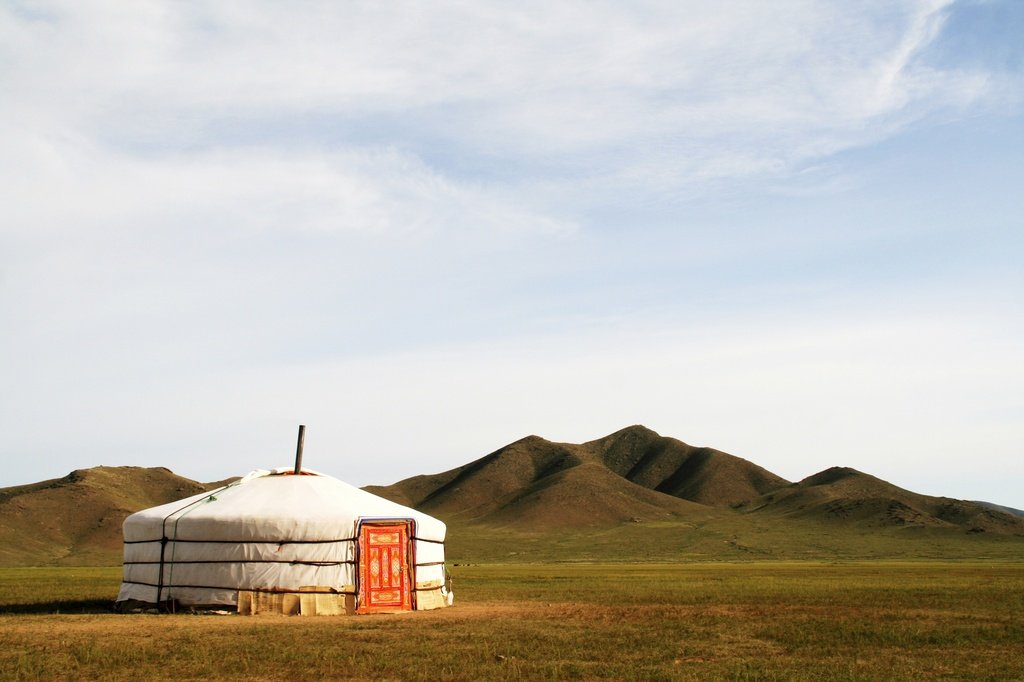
[
  {"left": 122, "top": 579, "right": 357, "bottom": 596},
  {"left": 155, "top": 481, "right": 240, "bottom": 604}
]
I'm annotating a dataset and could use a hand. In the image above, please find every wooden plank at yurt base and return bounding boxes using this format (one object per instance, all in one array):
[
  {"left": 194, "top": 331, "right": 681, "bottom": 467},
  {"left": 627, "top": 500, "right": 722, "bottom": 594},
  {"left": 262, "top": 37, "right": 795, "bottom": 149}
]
[
  {"left": 237, "top": 588, "right": 356, "bottom": 616},
  {"left": 415, "top": 582, "right": 448, "bottom": 611}
]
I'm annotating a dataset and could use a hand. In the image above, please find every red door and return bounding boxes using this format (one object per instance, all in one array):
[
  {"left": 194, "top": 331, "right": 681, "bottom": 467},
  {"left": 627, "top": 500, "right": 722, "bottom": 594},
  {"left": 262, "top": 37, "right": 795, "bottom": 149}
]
[{"left": 357, "top": 522, "right": 412, "bottom": 613}]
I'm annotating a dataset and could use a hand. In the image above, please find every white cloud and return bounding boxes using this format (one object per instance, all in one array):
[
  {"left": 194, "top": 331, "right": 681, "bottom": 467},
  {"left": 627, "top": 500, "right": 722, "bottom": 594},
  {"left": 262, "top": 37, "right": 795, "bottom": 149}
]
[
  {"left": 2, "top": 0, "right": 999, "bottom": 201},
  {"left": 1, "top": 133, "right": 574, "bottom": 242}
]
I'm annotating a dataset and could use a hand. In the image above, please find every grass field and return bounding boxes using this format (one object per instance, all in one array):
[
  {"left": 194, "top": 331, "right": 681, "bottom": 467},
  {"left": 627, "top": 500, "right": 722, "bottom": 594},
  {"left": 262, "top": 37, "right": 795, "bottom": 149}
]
[
  {"left": 444, "top": 517, "right": 1024, "bottom": 563},
  {"left": 2, "top": 562, "right": 1023, "bottom": 680}
]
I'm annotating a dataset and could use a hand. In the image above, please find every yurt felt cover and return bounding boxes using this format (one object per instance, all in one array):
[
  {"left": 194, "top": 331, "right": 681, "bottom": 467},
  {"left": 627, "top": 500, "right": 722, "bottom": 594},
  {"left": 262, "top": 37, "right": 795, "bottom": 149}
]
[{"left": 116, "top": 468, "right": 447, "bottom": 607}]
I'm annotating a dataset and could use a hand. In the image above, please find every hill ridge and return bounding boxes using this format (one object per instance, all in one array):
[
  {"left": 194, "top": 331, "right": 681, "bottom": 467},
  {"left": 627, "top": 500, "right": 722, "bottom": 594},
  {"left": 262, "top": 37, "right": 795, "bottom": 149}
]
[
  {"left": 738, "top": 465, "right": 1024, "bottom": 534},
  {"left": 0, "top": 466, "right": 227, "bottom": 566},
  {"left": 370, "top": 426, "right": 1024, "bottom": 536},
  {"left": 371, "top": 425, "right": 789, "bottom": 526},
  {"left": 4, "top": 427, "right": 1023, "bottom": 566}
]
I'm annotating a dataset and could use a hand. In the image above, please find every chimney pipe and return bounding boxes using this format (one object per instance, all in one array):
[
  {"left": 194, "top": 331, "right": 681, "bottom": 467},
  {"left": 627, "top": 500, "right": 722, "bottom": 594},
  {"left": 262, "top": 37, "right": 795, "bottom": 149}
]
[{"left": 293, "top": 424, "right": 306, "bottom": 474}]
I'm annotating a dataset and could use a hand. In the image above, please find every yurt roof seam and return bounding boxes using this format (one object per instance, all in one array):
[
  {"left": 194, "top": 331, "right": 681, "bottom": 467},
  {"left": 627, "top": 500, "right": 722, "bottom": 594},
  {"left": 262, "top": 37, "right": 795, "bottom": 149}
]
[{"left": 158, "top": 480, "right": 242, "bottom": 602}]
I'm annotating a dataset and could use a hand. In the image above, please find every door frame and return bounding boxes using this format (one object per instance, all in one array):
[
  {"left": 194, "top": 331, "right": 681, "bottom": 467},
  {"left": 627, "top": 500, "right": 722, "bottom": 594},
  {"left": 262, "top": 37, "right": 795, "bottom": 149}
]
[{"left": 354, "top": 518, "right": 416, "bottom": 613}]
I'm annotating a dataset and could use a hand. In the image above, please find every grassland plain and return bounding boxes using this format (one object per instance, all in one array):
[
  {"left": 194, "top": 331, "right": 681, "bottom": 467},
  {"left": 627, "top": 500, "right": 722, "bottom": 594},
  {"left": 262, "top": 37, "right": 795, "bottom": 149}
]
[
  {"left": 442, "top": 515, "right": 1024, "bottom": 565},
  {"left": 2, "top": 562, "right": 1023, "bottom": 681}
]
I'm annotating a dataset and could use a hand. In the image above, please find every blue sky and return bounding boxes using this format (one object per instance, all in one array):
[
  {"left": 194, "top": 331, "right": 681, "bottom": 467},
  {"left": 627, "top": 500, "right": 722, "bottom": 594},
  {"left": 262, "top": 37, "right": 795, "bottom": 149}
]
[{"left": 2, "top": 0, "right": 1022, "bottom": 508}]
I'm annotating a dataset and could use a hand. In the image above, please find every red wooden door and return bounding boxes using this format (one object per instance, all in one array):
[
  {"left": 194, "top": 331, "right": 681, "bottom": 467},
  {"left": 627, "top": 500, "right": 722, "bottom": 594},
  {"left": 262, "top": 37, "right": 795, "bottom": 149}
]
[{"left": 357, "top": 523, "right": 412, "bottom": 613}]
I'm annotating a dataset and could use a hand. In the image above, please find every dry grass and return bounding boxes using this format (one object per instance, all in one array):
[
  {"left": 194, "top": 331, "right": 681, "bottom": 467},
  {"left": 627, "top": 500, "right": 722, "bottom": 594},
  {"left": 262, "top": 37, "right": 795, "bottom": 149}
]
[{"left": 2, "top": 562, "right": 1023, "bottom": 680}]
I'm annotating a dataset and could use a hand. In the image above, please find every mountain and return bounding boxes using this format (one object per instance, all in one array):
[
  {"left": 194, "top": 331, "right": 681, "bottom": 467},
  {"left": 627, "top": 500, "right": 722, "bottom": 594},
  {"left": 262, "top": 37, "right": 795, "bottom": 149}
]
[
  {"left": 0, "top": 466, "right": 229, "bottom": 566},
  {"left": 737, "top": 467, "right": 1024, "bottom": 534},
  {"left": 366, "top": 425, "right": 788, "bottom": 526},
  {"left": 369, "top": 426, "right": 1024, "bottom": 537},
  {"left": 3, "top": 427, "right": 1022, "bottom": 567},
  {"left": 586, "top": 426, "right": 789, "bottom": 506}
]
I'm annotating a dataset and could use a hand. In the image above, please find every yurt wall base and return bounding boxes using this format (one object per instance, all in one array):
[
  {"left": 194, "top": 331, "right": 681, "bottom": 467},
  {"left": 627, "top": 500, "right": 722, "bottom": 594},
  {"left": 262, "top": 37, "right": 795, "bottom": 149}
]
[
  {"left": 237, "top": 587, "right": 356, "bottom": 616},
  {"left": 235, "top": 584, "right": 449, "bottom": 615},
  {"left": 415, "top": 587, "right": 447, "bottom": 610}
]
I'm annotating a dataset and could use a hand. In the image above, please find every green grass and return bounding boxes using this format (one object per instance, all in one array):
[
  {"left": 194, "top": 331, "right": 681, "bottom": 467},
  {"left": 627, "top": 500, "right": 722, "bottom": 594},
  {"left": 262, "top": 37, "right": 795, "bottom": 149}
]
[
  {"left": 444, "top": 517, "right": 1024, "bottom": 563},
  {"left": 0, "top": 567, "right": 120, "bottom": 614},
  {"left": 2, "top": 562, "right": 1023, "bottom": 680}
]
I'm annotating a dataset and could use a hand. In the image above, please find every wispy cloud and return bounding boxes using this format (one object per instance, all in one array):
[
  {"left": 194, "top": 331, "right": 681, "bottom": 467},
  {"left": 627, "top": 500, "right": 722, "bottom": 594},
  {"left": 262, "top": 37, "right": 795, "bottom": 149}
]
[
  {"left": 2, "top": 136, "right": 574, "bottom": 240},
  {"left": 1, "top": 0, "right": 1001, "bottom": 221}
]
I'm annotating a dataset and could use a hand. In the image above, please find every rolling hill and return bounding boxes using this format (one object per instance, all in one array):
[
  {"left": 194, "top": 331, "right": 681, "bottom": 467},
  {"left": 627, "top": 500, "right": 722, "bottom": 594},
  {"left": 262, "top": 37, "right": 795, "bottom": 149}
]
[
  {"left": 736, "top": 466, "right": 1024, "bottom": 533},
  {"left": 2, "top": 425, "right": 1022, "bottom": 566},
  {"left": 364, "top": 431, "right": 713, "bottom": 526},
  {"left": 0, "top": 466, "right": 229, "bottom": 566},
  {"left": 369, "top": 425, "right": 1024, "bottom": 537},
  {"left": 366, "top": 425, "right": 787, "bottom": 526},
  {"left": 588, "top": 426, "right": 789, "bottom": 506}
]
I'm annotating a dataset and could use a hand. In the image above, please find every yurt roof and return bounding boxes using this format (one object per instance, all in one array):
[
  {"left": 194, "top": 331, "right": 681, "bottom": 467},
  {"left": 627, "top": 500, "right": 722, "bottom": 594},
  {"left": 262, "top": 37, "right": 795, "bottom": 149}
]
[{"left": 122, "top": 467, "right": 446, "bottom": 543}]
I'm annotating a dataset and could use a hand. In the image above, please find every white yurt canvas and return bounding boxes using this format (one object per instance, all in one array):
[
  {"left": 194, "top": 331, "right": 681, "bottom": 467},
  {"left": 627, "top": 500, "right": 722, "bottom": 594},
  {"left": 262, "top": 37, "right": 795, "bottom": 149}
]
[{"left": 116, "top": 467, "right": 452, "bottom": 614}]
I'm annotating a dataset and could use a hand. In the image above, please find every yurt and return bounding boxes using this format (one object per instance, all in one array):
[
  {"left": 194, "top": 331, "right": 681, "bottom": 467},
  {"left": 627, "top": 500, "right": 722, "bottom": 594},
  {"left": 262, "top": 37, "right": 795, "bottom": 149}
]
[{"left": 115, "top": 464, "right": 452, "bottom": 615}]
